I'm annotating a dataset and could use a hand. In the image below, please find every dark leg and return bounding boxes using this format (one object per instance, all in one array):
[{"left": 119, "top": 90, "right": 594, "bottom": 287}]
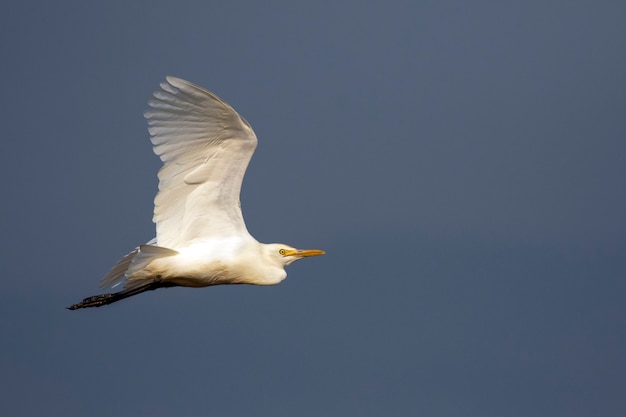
[{"left": 67, "top": 280, "right": 176, "bottom": 310}]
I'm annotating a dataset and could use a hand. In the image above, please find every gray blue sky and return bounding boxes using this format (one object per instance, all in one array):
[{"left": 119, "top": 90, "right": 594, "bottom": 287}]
[{"left": 2, "top": 1, "right": 625, "bottom": 416}]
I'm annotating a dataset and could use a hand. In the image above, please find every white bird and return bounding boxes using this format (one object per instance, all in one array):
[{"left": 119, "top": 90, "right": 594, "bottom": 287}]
[{"left": 69, "top": 76, "right": 324, "bottom": 310}]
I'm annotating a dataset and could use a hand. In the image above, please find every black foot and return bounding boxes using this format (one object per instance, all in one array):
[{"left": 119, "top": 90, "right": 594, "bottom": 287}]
[
  {"left": 67, "top": 280, "right": 177, "bottom": 310},
  {"left": 67, "top": 293, "right": 116, "bottom": 310}
]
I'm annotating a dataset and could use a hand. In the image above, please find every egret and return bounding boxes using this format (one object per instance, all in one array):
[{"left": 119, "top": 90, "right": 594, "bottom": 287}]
[{"left": 68, "top": 77, "right": 324, "bottom": 310}]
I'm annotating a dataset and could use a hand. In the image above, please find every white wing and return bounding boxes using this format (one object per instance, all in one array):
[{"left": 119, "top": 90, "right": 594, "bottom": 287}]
[{"left": 144, "top": 76, "right": 258, "bottom": 249}]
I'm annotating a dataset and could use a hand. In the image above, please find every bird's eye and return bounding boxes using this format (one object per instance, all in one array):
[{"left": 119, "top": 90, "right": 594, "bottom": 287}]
[{"left": 279, "top": 249, "right": 287, "bottom": 255}]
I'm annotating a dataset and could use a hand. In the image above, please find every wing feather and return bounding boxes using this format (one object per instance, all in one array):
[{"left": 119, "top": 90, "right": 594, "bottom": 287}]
[{"left": 145, "top": 76, "right": 258, "bottom": 248}]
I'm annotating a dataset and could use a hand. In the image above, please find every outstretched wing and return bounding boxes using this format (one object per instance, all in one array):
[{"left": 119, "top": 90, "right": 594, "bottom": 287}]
[{"left": 145, "top": 76, "right": 258, "bottom": 249}]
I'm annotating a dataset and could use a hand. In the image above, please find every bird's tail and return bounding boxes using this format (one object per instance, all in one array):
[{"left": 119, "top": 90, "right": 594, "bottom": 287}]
[{"left": 67, "top": 280, "right": 176, "bottom": 310}]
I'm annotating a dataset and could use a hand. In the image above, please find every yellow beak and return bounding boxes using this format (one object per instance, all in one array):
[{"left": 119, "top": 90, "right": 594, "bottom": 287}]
[{"left": 285, "top": 249, "right": 326, "bottom": 258}]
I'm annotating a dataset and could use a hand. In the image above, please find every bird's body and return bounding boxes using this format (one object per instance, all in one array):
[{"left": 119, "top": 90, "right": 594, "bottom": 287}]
[
  {"left": 126, "top": 240, "right": 291, "bottom": 287},
  {"left": 69, "top": 77, "right": 324, "bottom": 310}
]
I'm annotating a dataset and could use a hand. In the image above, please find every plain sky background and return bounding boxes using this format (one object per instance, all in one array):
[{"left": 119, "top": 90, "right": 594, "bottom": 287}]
[{"left": 1, "top": 1, "right": 625, "bottom": 416}]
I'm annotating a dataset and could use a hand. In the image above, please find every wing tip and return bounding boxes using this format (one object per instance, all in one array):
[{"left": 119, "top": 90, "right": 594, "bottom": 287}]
[
  {"left": 165, "top": 75, "right": 181, "bottom": 85},
  {"left": 164, "top": 75, "right": 199, "bottom": 92}
]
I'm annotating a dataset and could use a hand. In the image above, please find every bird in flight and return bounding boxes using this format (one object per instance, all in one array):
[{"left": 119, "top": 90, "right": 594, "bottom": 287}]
[{"left": 68, "top": 77, "right": 324, "bottom": 310}]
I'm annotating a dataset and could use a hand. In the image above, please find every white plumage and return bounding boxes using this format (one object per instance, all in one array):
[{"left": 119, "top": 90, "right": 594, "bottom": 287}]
[{"left": 69, "top": 77, "right": 324, "bottom": 310}]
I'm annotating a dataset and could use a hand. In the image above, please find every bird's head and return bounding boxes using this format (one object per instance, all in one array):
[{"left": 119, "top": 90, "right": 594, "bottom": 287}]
[{"left": 265, "top": 243, "right": 325, "bottom": 267}]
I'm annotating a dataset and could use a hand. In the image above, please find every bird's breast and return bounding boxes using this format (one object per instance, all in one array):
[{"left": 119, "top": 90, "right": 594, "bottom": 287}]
[{"left": 146, "top": 245, "right": 284, "bottom": 287}]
